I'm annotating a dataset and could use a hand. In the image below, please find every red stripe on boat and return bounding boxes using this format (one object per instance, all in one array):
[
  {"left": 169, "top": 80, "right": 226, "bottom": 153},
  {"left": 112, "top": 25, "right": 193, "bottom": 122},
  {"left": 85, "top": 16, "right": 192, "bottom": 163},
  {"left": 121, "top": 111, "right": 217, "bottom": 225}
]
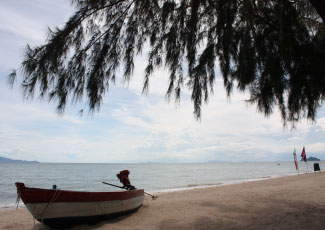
[{"left": 16, "top": 182, "right": 144, "bottom": 204}]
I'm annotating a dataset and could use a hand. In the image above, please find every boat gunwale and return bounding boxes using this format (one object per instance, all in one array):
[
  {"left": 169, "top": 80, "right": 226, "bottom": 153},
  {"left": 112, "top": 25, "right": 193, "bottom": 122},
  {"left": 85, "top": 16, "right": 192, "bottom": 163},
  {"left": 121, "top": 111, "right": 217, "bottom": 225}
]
[{"left": 15, "top": 182, "right": 144, "bottom": 204}]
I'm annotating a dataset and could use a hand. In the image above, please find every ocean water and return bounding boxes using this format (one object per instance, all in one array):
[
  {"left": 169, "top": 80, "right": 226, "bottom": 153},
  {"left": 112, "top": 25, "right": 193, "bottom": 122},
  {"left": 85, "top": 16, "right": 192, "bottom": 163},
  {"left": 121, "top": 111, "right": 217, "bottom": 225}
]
[{"left": 0, "top": 161, "right": 323, "bottom": 209}]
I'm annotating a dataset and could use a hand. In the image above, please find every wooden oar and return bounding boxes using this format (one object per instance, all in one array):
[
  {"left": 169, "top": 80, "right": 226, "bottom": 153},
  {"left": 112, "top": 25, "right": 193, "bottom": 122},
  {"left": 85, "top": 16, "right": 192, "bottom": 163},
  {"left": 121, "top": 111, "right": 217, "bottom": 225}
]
[{"left": 102, "top": 182, "right": 158, "bottom": 200}]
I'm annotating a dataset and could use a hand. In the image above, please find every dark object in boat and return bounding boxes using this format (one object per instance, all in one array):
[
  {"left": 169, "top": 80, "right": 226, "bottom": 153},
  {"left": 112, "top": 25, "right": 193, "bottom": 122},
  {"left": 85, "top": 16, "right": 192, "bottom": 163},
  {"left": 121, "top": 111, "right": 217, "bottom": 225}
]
[{"left": 116, "top": 170, "right": 135, "bottom": 190}]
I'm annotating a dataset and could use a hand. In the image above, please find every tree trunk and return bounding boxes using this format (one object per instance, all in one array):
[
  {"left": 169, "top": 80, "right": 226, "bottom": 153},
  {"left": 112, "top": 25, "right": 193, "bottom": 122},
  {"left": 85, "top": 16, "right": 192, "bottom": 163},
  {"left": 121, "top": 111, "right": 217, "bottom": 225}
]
[{"left": 308, "top": 0, "right": 325, "bottom": 23}]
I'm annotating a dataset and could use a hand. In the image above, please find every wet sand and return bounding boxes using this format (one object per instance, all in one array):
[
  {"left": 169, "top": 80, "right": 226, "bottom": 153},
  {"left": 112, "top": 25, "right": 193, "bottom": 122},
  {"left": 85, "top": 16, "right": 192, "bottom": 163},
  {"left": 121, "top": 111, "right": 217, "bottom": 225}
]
[{"left": 1, "top": 173, "right": 324, "bottom": 230}]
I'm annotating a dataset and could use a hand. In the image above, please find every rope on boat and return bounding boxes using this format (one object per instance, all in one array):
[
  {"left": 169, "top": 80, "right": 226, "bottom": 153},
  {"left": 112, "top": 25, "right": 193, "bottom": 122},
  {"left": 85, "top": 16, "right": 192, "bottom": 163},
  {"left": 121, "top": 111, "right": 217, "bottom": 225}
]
[
  {"left": 40, "top": 189, "right": 61, "bottom": 222},
  {"left": 15, "top": 190, "right": 21, "bottom": 209}
]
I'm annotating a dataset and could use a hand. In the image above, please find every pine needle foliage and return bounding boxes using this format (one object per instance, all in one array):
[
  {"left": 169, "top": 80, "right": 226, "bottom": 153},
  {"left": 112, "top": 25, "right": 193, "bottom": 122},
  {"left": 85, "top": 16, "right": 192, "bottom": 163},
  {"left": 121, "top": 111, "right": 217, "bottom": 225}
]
[{"left": 10, "top": 0, "right": 325, "bottom": 125}]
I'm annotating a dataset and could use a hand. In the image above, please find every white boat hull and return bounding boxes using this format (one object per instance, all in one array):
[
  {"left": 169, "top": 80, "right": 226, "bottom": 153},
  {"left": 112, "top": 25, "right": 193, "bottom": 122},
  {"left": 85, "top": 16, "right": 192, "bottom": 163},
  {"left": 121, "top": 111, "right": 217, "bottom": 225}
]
[
  {"left": 15, "top": 182, "right": 145, "bottom": 227},
  {"left": 25, "top": 196, "right": 144, "bottom": 220}
]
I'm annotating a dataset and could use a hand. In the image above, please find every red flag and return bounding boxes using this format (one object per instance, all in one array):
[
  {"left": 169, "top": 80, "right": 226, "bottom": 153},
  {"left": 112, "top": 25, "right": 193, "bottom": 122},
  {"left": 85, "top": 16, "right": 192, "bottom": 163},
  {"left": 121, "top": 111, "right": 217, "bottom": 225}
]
[
  {"left": 301, "top": 147, "right": 307, "bottom": 162},
  {"left": 293, "top": 150, "right": 298, "bottom": 170}
]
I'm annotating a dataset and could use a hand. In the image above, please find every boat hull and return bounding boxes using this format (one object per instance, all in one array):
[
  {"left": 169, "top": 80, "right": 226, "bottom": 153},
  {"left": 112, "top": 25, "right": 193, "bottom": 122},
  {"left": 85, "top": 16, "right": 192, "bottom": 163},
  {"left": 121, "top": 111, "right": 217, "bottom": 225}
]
[
  {"left": 39, "top": 206, "right": 142, "bottom": 227},
  {"left": 15, "top": 182, "right": 144, "bottom": 227}
]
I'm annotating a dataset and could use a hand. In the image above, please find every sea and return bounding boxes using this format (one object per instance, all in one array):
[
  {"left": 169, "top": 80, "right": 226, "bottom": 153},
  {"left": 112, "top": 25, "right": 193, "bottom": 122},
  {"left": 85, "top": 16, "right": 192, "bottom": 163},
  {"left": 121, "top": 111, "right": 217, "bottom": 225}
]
[{"left": 0, "top": 161, "right": 323, "bottom": 209}]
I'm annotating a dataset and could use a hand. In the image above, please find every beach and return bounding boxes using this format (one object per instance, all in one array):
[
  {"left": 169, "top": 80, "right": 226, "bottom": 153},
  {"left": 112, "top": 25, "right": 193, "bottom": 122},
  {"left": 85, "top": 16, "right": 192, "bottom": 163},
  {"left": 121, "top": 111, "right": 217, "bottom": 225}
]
[{"left": 1, "top": 173, "right": 324, "bottom": 230}]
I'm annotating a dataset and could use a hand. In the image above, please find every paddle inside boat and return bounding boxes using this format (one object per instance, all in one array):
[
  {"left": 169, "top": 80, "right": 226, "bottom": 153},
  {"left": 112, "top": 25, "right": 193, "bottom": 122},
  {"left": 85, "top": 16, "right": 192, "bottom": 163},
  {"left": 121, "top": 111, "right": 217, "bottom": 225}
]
[{"left": 15, "top": 171, "right": 145, "bottom": 227}]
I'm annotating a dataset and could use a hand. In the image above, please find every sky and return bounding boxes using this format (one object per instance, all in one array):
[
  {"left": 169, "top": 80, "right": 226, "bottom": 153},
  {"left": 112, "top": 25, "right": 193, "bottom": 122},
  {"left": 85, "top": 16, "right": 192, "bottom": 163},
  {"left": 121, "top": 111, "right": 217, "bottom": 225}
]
[{"left": 0, "top": 0, "right": 325, "bottom": 163}]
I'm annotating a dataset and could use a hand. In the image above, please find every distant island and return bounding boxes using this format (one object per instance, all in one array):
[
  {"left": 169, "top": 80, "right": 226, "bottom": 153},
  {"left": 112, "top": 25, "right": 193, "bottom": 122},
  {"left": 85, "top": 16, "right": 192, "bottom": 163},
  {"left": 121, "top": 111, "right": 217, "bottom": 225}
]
[
  {"left": 0, "top": 156, "right": 40, "bottom": 163},
  {"left": 301, "top": 156, "right": 321, "bottom": 161}
]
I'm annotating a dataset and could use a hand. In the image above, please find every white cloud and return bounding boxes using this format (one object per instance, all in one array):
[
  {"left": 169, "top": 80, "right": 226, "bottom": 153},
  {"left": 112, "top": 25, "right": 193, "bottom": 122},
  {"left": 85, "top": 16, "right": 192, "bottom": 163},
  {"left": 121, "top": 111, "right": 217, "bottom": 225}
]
[
  {"left": 107, "top": 77, "right": 325, "bottom": 162},
  {"left": 0, "top": 0, "right": 74, "bottom": 70},
  {"left": 0, "top": 7, "right": 45, "bottom": 42},
  {"left": 0, "top": 0, "right": 325, "bottom": 163},
  {"left": 0, "top": 0, "right": 73, "bottom": 41},
  {"left": 307, "top": 142, "right": 325, "bottom": 153},
  {"left": 0, "top": 100, "right": 85, "bottom": 125},
  {"left": 317, "top": 117, "right": 325, "bottom": 129}
]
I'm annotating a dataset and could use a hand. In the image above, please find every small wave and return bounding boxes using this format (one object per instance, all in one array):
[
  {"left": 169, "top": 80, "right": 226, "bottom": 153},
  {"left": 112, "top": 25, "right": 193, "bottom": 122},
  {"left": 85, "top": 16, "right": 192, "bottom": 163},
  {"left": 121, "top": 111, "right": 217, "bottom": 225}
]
[
  {"left": 155, "top": 183, "right": 224, "bottom": 194},
  {"left": 0, "top": 203, "right": 25, "bottom": 210},
  {"left": 187, "top": 183, "right": 222, "bottom": 187}
]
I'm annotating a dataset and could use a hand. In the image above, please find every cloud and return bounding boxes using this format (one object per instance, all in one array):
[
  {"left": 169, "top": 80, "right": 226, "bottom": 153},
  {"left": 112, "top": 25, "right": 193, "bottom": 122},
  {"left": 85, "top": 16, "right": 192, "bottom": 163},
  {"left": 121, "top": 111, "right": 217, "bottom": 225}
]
[
  {"left": 0, "top": 8, "right": 44, "bottom": 43},
  {"left": 0, "top": 0, "right": 325, "bottom": 163},
  {"left": 307, "top": 142, "right": 325, "bottom": 153},
  {"left": 0, "top": 0, "right": 72, "bottom": 41},
  {"left": 0, "top": 100, "right": 85, "bottom": 125},
  {"left": 317, "top": 117, "right": 325, "bottom": 129},
  {"left": 0, "top": 0, "right": 73, "bottom": 70},
  {"left": 107, "top": 76, "right": 325, "bottom": 162}
]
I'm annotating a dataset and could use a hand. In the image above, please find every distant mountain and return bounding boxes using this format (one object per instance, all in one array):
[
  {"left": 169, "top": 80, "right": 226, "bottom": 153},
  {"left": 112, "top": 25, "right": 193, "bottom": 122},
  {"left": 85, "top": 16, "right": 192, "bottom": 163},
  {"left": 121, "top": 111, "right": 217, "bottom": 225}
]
[
  {"left": 0, "top": 156, "right": 40, "bottom": 163},
  {"left": 300, "top": 156, "right": 321, "bottom": 161},
  {"left": 307, "top": 157, "right": 321, "bottom": 161}
]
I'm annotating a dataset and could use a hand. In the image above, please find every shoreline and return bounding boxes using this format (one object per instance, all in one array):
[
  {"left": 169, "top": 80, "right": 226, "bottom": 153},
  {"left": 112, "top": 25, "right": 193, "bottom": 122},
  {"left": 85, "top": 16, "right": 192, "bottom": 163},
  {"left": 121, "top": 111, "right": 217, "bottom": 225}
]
[
  {"left": 0, "top": 172, "right": 300, "bottom": 210},
  {"left": 0, "top": 171, "right": 313, "bottom": 210},
  {"left": 1, "top": 172, "right": 324, "bottom": 230},
  {"left": 1, "top": 161, "right": 322, "bottom": 210}
]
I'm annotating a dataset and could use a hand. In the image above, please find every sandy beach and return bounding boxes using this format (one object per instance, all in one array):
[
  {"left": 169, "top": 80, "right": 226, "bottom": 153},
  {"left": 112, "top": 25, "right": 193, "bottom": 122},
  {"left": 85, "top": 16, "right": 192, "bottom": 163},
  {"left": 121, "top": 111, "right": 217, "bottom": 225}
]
[{"left": 1, "top": 173, "right": 324, "bottom": 230}]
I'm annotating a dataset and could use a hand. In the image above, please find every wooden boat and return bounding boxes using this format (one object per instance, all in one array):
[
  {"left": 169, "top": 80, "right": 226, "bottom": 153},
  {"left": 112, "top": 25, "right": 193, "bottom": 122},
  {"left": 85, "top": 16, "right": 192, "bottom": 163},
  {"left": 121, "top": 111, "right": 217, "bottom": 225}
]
[{"left": 15, "top": 182, "right": 144, "bottom": 227}]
